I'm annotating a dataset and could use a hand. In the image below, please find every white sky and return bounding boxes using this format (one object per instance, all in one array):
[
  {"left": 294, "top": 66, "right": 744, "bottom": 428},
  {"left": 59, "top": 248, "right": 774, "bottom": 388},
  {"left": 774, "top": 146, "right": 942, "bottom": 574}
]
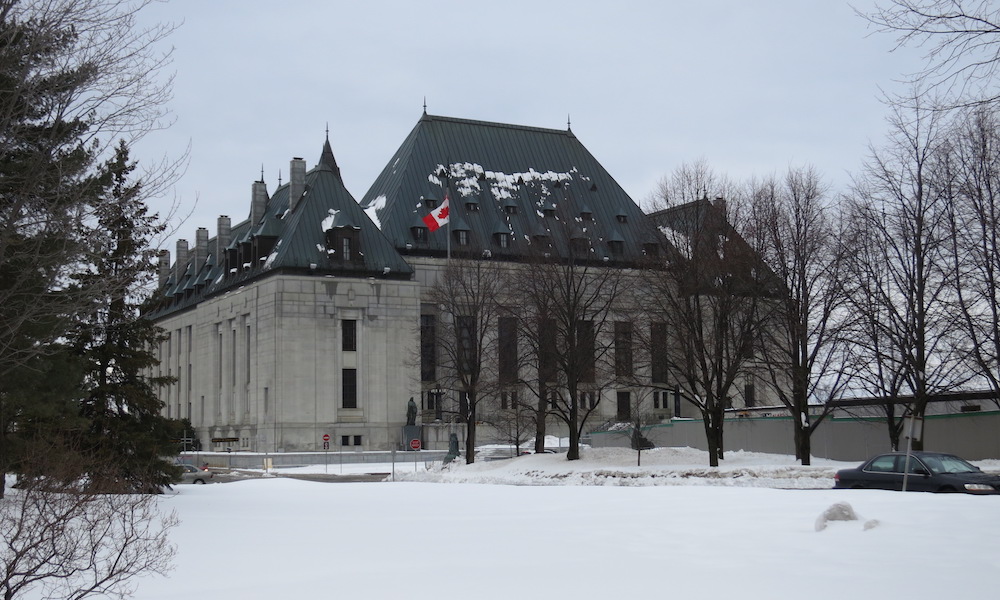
[{"left": 132, "top": 0, "right": 928, "bottom": 252}]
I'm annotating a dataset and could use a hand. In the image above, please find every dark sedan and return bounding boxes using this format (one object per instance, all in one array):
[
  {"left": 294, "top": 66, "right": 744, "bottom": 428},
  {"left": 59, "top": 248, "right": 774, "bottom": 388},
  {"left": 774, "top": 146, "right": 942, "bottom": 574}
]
[{"left": 834, "top": 451, "right": 1000, "bottom": 494}]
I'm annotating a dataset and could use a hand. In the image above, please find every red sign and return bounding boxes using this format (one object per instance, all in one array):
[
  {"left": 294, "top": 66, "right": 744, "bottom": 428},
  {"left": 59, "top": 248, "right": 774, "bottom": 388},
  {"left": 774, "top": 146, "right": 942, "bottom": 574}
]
[
  {"left": 322, "top": 434, "right": 330, "bottom": 442},
  {"left": 409, "top": 439, "right": 421, "bottom": 450}
]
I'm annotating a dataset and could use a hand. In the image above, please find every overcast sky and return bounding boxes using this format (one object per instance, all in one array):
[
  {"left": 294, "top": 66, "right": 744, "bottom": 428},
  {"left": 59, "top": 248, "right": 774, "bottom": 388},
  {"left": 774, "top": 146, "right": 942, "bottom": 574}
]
[{"left": 133, "top": 1, "right": 927, "bottom": 252}]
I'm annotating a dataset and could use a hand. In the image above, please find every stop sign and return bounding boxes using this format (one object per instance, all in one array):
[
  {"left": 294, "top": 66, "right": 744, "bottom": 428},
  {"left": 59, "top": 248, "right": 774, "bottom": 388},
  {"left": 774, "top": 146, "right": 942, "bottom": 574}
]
[{"left": 409, "top": 439, "right": 421, "bottom": 450}]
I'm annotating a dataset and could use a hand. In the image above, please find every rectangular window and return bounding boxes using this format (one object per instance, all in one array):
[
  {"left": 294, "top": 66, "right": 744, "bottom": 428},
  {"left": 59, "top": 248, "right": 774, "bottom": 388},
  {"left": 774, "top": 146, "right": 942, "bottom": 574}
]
[
  {"left": 538, "top": 318, "right": 556, "bottom": 383},
  {"left": 498, "top": 317, "right": 518, "bottom": 383},
  {"left": 653, "top": 391, "right": 661, "bottom": 410},
  {"left": 457, "top": 316, "right": 476, "bottom": 376},
  {"left": 651, "top": 322, "right": 668, "bottom": 384},
  {"left": 342, "top": 368, "right": 357, "bottom": 409},
  {"left": 456, "top": 230, "right": 469, "bottom": 246},
  {"left": 500, "top": 390, "right": 518, "bottom": 410},
  {"left": 341, "top": 236, "right": 351, "bottom": 261},
  {"left": 420, "top": 314, "right": 436, "bottom": 382},
  {"left": 616, "top": 391, "right": 631, "bottom": 421},
  {"left": 614, "top": 321, "right": 633, "bottom": 377},
  {"left": 577, "top": 320, "right": 595, "bottom": 383},
  {"left": 744, "top": 383, "right": 756, "bottom": 408},
  {"left": 342, "top": 319, "right": 357, "bottom": 352},
  {"left": 341, "top": 435, "right": 350, "bottom": 447},
  {"left": 353, "top": 435, "right": 362, "bottom": 446}
]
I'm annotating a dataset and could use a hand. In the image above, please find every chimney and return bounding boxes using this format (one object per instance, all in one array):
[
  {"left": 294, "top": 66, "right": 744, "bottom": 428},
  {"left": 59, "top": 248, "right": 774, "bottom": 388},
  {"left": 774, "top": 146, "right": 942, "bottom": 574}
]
[
  {"left": 714, "top": 195, "right": 727, "bottom": 216},
  {"left": 157, "top": 249, "right": 171, "bottom": 288},
  {"left": 216, "top": 215, "right": 231, "bottom": 268},
  {"left": 288, "top": 157, "right": 306, "bottom": 213},
  {"left": 174, "top": 238, "right": 189, "bottom": 282},
  {"left": 195, "top": 227, "right": 209, "bottom": 273},
  {"left": 251, "top": 180, "right": 269, "bottom": 225}
]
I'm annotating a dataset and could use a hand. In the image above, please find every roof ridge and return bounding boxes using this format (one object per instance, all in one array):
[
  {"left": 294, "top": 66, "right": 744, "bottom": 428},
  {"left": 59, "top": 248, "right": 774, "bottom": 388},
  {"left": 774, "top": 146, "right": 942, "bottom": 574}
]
[{"left": 423, "top": 113, "right": 573, "bottom": 137}]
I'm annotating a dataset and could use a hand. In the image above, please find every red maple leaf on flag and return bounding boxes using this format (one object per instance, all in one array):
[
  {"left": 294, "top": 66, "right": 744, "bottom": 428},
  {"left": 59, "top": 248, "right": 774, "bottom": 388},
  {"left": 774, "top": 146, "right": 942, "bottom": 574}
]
[{"left": 437, "top": 204, "right": 449, "bottom": 220}]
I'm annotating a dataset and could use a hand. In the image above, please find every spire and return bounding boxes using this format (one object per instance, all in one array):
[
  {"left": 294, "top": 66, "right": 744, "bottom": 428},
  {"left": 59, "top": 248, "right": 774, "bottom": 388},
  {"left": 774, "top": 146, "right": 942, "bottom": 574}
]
[
  {"left": 319, "top": 131, "right": 343, "bottom": 183},
  {"left": 423, "top": 96, "right": 427, "bottom": 114}
]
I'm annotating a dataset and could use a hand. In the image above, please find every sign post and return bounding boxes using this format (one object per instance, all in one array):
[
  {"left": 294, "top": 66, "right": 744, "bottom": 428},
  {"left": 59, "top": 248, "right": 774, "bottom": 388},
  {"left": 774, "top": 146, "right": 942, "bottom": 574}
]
[{"left": 322, "top": 434, "right": 330, "bottom": 473}]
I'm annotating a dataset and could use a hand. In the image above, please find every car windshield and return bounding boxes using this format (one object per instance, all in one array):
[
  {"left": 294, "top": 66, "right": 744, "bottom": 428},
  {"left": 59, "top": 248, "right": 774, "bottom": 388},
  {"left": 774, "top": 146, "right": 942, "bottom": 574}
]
[{"left": 919, "top": 455, "right": 978, "bottom": 475}]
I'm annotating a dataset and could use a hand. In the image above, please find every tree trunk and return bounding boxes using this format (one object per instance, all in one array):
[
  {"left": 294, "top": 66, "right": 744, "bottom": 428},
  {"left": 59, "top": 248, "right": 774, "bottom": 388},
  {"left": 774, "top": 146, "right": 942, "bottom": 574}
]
[
  {"left": 534, "top": 393, "right": 547, "bottom": 454},
  {"left": 794, "top": 422, "right": 812, "bottom": 466}
]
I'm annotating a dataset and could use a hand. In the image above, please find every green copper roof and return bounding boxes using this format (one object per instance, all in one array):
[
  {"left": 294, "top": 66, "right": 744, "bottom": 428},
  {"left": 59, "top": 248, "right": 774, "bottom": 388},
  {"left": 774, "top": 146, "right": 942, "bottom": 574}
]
[
  {"left": 360, "top": 113, "right": 661, "bottom": 264},
  {"left": 151, "top": 139, "right": 413, "bottom": 318}
]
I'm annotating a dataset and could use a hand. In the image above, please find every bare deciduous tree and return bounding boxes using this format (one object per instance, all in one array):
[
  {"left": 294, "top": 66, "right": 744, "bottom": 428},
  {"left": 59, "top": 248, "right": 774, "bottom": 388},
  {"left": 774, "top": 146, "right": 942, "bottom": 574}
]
[
  {"left": 0, "top": 440, "right": 177, "bottom": 600},
  {"left": 946, "top": 105, "right": 1000, "bottom": 407},
  {"left": 0, "top": 0, "right": 176, "bottom": 380},
  {"left": 747, "top": 167, "right": 852, "bottom": 464},
  {"left": 861, "top": 0, "right": 1000, "bottom": 107},
  {"left": 425, "top": 258, "right": 508, "bottom": 463},
  {"left": 644, "top": 192, "right": 779, "bottom": 467},
  {"left": 846, "top": 97, "right": 970, "bottom": 449},
  {"left": 507, "top": 222, "right": 627, "bottom": 461}
]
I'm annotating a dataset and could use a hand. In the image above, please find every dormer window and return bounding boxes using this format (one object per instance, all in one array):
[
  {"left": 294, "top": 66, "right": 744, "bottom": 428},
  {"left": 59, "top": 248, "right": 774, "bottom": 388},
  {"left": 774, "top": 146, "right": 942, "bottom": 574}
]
[
  {"left": 422, "top": 196, "right": 438, "bottom": 210},
  {"left": 496, "top": 232, "right": 510, "bottom": 248},
  {"left": 504, "top": 204, "right": 518, "bottom": 215},
  {"left": 411, "top": 226, "right": 427, "bottom": 242},
  {"left": 608, "top": 240, "right": 624, "bottom": 254},
  {"left": 466, "top": 202, "right": 479, "bottom": 212},
  {"left": 616, "top": 213, "right": 628, "bottom": 224},
  {"left": 326, "top": 228, "right": 361, "bottom": 263},
  {"left": 456, "top": 230, "right": 469, "bottom": 246},
  {"left": 581, "top": 211, "right": 593, "bottom": 221}
]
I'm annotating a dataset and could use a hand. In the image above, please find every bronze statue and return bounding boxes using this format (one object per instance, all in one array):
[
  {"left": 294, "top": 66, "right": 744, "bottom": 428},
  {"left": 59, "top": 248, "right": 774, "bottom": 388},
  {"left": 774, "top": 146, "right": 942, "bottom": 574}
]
[{"left": 406, "top": 397, "right": 417, "bottom": 426}]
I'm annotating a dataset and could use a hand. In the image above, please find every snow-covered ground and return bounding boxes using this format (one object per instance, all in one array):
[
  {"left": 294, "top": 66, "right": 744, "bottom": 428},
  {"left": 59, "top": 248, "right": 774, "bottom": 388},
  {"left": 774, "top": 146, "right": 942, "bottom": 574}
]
[
  {"left": 11, "top": 447, "right": 1000, "bottom": 599},
  {"left": 129, "top": 447, "right": 1000, "bottom": 599}
]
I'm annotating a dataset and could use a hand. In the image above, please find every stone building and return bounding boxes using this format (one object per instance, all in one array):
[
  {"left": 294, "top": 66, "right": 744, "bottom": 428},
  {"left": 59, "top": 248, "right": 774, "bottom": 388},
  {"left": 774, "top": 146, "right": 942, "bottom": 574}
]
[{"left": 150, "top": 112, "right": 777, "bottom": 452}]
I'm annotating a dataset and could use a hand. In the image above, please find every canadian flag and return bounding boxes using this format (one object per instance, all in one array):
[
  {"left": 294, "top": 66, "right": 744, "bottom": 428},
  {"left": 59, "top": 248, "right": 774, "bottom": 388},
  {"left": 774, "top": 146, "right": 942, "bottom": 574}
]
[{"left": 422, "top": 193, "right": 450, "bottom": 232}]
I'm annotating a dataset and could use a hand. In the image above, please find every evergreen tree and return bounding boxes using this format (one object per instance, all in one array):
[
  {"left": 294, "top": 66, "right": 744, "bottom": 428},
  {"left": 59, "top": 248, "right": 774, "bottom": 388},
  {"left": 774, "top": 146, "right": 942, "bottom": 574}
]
[{"left": 70, "top": 140, "right": 179, "bottom": 492}]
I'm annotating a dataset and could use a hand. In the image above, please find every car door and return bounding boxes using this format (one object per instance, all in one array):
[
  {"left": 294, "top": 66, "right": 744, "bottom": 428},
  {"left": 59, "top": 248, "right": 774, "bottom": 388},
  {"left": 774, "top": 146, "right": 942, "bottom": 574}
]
[{"left": 860, "top": 454, "right": 905, "bottom": 490}]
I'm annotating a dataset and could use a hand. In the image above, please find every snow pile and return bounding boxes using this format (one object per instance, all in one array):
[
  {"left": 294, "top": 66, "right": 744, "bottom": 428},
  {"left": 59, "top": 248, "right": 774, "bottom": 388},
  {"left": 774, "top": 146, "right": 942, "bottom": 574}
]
[{"left": 396, "top": 446, "right": 847, "bottom": 488}]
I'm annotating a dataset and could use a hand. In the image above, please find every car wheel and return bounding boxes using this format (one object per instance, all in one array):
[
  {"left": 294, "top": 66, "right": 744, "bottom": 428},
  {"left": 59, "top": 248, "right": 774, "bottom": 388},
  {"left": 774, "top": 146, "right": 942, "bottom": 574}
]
[{"left": 194, "top": 479, "right": 206, "bottom": 484}]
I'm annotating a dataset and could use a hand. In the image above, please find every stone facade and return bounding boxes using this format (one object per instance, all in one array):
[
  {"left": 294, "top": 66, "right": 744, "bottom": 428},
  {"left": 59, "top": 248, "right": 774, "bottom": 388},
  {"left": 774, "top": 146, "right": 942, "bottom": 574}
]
[{"left": 155, "top": 268, "right": 421, "bottom": 453}]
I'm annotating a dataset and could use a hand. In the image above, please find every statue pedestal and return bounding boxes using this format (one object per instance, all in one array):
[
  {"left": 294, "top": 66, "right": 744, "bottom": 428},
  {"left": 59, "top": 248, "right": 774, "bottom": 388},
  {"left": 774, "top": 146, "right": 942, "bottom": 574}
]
[{"left": 402, "top": 425, "right": 422, "bottom": 451}]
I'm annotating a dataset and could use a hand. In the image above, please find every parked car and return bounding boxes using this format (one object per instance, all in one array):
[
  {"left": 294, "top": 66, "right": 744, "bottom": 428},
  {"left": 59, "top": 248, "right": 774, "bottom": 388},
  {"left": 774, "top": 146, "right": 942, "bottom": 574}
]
[
  {"left": 834, "top": 451, "right": 1000, "bottom": 494},
  {"left": 177, "top": 464, "right": 214, "bottom": 485}
]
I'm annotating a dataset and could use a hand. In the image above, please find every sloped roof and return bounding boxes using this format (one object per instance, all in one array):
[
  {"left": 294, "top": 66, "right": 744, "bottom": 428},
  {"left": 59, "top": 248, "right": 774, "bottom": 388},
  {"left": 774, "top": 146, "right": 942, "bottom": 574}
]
[
  {"left": 151, "top": 139, "right": 412, "bottom": 318},
  {"left": 360, "top": 113, "right": 662, "bottom": 264}
]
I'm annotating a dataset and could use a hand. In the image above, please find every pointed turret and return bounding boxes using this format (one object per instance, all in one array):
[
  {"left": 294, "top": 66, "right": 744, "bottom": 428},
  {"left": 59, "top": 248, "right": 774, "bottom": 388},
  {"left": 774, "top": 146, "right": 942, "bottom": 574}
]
[{"left": 319, "top": 133, "right": 343, "bottom": 183}]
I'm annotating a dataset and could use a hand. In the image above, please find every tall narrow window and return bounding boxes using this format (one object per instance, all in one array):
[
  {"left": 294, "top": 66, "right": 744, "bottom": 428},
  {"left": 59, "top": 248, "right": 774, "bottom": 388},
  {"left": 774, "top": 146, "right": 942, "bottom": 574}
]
[
  {"left": 420, "top": 314, "right": 436, "bottom": 382},
  {"left": 616, "top": 391, "right": 631, "bottom": 421},
  {"left": 577, "top": 320, "right": 595, "bottom": 383},
  {"left": 744, "top": 383, "right": 756, "bottom": 408},
  {"left": 342, "top": 368, "right": 357, "bottom": 409},
  {"left": 342, "top": 319, "right": 357, "bottom": 351},
  {"left": 538, "top": 318, "right": 556, "bottom": 383},
  {"left": 457, "top": 316, "right": 476, "bottom": 375},
  {"left": 614, "top": 321, "right": 633, "bottom": 377},
  {"left": 456, "top": 230, "right": 469, "bottom": 246},
  {"left": 458, "top": 391, "right": 469, "bottom": 421},
  {"left": 498, "top": 317, "right": 518, "bottom": 383},
  {"left": 651, "top": 322, "right": 668, "bottom": 383}
]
